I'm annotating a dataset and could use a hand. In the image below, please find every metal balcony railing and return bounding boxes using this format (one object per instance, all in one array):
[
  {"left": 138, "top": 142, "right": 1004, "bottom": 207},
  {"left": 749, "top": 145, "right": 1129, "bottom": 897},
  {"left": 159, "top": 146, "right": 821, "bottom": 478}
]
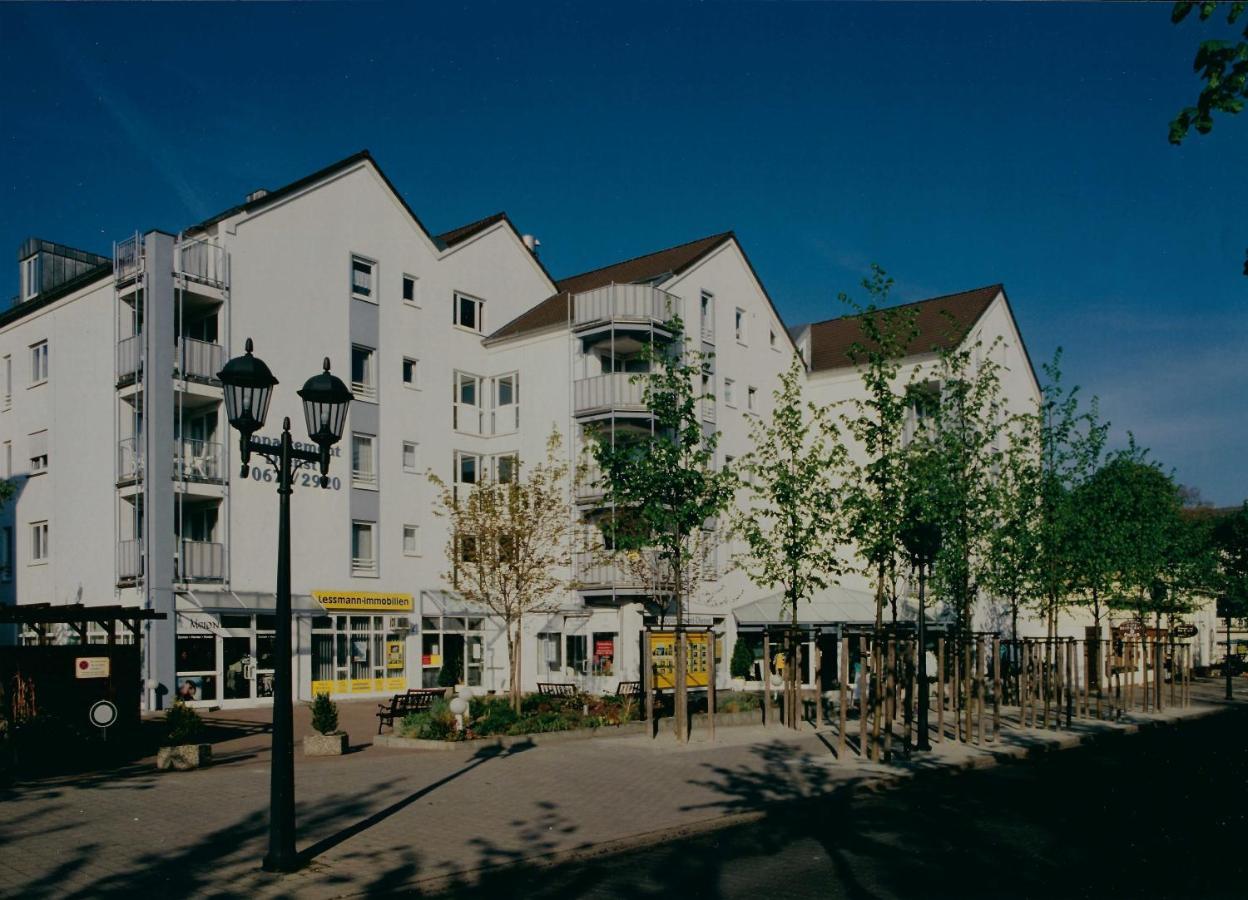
[
  {"left": 114, "top": 235, "right": 143, "bottom": 283},
  {"left": 117, "top": 335, "right": 141, "bottom": 383},
  {"left": 117, "top": 540, "right": 143, "bottom": 582},
  {"left": 574, "top": 553, "right": 649, "bottom": 590},
  {"left": 117, "top": 439, "right": 142, "bottom": 483},
  {"left": 572, "top": 284, "right": 682, "bottom": 330},
  {"left": 702, "top": 398, "right": 717, "bottom": 423},
  {"left": 177, "top": 239, "right": 228, "bottom": 288},
  {"left": 175, "top": 337, "right": 224, "bottom": 383},
  {"left": 575, "top": 461, "right": 606, "bottom": 502},
  {"left": 573, "top": 372, "right": 649, "bottom": 417},
  {"left": 179, "top": 541, "right": 226, "bottom": 582},
  {"left": 352, "top": 556, "right": 378, "bottom": 576},
  {"left": 175, "top": 439, "right": 223, "bottom": 482}
]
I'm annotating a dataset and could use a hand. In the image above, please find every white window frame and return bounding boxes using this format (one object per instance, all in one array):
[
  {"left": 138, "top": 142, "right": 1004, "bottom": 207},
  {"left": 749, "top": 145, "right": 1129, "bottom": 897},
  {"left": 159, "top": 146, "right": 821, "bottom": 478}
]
[
  {"left": 22, "top": 256, "right": 39, "bottom": 300},
  {"left": 402, "top": 273, "right": 420, "bottom": 307},
  {"left": 351, "top": 520, "right": 377, "bottom": 576},
  {"left": 454, "top": 371, "right": 484, "bottom": 435},
  {"left": 28, "top": 430, "right": 48, "bottom": 475},
  {"left": 747, "top": 385, "right": 758, "bottom": 414},
  {"left": 537, "top": 631, "right": 563, "bottom": 673},
  {"left": 2, "top": 354, "right": 11, "bottom": 409},
  {"left": 402, "top": 440, "right": 420, "bottom": 473},
  {"left": 493, "top": 372, "right": 518, "bottom": 435},
  {"left": 30, "top": 341, "right": 48, "bottom": 386},
  {"left": 402, "top": 356, "right": 420, "bottom": 390},
  {"left": 724, "top": 378, "right": 736, "bottom": 408},
  {"left": 351, "top": 255, "right": 376, "bottom": 302},
  {"left": 403, "top": 524, "right": 421, "bottom": 557},
  {"left": 735, "top": 308, "right": 747, "bottom": 345},
  {"left": 700, "top": 291, "right": 715, "bottom": 342},
  {"left": 30, "top": 520, "right": 49, "bottom": 565},
  {"left": 351, "top": 433, "right": 377, "bottom": 489},
  {"left": 351, "top": 345, "right": 377, "bottom": 402},
  {"left": 453, "top": 450, "right": 482, "bottom": 502},
  {"left": 493, "top": 452, "right": 518, "bottom": 484},
  {"left": 453, "top": 291, "right": 484, "bottom": 334}
]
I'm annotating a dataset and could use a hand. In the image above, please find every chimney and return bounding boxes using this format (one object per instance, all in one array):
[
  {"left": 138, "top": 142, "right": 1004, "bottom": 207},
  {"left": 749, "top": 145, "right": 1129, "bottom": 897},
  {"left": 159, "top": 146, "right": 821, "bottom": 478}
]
[
  {"left": 246, "top": 188, "right": 269, "bottom": 203},
  {"left": 521, "top": 234, "right": 541, "bottom": 257}
]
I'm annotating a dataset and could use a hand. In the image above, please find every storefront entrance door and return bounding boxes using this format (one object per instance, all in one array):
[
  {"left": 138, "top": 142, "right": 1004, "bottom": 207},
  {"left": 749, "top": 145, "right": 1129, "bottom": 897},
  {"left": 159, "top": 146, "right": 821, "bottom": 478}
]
[{"left": 223, "top": 636, "right": 253, "bottom": 701}]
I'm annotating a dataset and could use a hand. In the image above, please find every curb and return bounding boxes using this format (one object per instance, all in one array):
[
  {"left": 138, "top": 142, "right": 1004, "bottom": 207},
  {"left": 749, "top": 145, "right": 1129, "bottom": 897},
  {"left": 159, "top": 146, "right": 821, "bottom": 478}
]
[{"left": 374, "top": 721, "right": 648, "bottom": 751}]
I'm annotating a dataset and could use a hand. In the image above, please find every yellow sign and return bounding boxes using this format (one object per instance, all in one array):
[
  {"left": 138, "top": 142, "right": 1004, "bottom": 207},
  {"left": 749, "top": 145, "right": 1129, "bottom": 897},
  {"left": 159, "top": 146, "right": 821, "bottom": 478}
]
[
  {"left": 386, "top": 641, "right": 405, "bottom": 670},
  {"left": 313, "top": 591, "right": 413, "bottom": 612},
  {"left": 311, "top": 676, "right": 406, "bottom": 696},
  {"left": 648, "top": 632, "right": 710, "bottom": 689}
]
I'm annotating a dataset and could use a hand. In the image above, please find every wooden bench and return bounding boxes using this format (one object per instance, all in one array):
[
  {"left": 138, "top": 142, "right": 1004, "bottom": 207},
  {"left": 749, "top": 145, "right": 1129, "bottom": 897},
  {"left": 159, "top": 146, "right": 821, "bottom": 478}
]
[
  {"left": 376, "top": 688, "right": 445, "bottom": 733},
  {"left": 536, "top": 682, "right": 578, "bottom": 698}
]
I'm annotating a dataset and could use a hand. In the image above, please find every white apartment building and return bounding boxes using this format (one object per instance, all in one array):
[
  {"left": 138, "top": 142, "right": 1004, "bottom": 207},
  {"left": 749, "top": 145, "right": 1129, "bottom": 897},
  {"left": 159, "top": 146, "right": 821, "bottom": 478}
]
[{"left": 2, "top": 150, "right": 1080, "bottom": 711}]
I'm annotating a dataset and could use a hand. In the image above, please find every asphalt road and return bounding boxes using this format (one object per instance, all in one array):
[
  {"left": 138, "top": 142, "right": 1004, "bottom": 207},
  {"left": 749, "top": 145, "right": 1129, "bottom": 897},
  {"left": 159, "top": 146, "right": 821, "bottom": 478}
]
[{"left": 436, "top": 708, "right": 1248, "bottom": 900}]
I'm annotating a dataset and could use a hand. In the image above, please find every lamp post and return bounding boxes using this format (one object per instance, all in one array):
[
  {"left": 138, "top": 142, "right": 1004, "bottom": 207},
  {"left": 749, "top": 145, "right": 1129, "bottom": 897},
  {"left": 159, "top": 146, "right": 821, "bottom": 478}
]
[
  {"left": 218, "top": 338, "right": 351, "bottom": 873},
  {"left": 901, "top": 518, "right": 941, "bottom": 752}
]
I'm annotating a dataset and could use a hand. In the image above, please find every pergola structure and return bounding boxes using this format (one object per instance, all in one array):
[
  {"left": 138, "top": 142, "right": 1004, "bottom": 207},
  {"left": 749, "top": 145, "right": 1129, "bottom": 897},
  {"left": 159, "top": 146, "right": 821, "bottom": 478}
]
[{"left": 0, "top": 603, "right": 166, "bottom": 645}]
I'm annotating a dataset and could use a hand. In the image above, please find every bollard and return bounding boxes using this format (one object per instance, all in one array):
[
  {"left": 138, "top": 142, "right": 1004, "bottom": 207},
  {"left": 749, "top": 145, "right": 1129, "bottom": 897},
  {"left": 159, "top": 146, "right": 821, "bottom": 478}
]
[{"left": 838, "top": 635, "right": 848, "bottom": 760}]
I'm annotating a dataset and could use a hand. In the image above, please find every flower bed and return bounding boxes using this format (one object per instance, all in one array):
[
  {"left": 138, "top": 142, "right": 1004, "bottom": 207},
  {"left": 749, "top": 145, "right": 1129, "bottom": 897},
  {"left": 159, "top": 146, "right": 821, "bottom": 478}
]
[{"left": 398, "top": 692, "right": 640, "bottom": 742}]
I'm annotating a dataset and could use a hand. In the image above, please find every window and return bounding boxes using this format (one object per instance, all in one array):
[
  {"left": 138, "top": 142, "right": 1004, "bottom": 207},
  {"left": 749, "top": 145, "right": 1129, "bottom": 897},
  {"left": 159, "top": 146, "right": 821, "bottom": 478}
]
[
  {"left": 537, "top": 632, "right": 562, "bottom": 673},
  {"left": 747, "top": 385, "right": 758, "bottom": 413},
  {"left": 454, "top": 292, "right": 484, "bottom": 333},
  {"left": 30, "top": 341, "right": 48, "bottom": 385},
  {"left": 403, "top": 525, "right": 421, "bottom": 557},
  {"left": 351, "top": 433, "right": 376, "bottom": 488},
  {"left": 700, "top": 291, "right": 715, "bottom": 341},
  {"left": 493, "top": 373, "right": 518, "bottom": 434},
  {"left": 566, "top": 635, "right": 588, "bottom": 675},
  {"left": 28, "top": 430, "right": 47, "bottom": 474},
  {"left": 770, "top": 328, "right": 777, "bottom": 350},
  {"left": 402, "top": 274, "right": 419, "bottom": 306},
  {"left": 402, "top": 441, "right": 419, "bottom": 473},
  {"left": 0, "top": 526, "right": 12, "bottom": 580},
  {"left": 453, "top": 451, "right": 481, "bottom": 502},
  {"left": 351, "top": 521, "right": 376, "bottom": 575},
  {"left": 724, "top": 378, "right": 736, "bottom": 408},
  {"left": 351, "top": 256, "right": 375, "bottom": 300},
  {"left": 453, "top": 372, "right": 483, "bottom": 434},
  {"left": 351, "top": 345, "right": 376, "bottom": 401},
  {"left": 402, "top": 357, "right": 419, "bottom": 389},
  {"left": 2, "top": 354, "right": 10, "bottom": 408},
  {"left": 459, "top": 534, "right": 477, "bottom": 564},
  {"left": 30, "top": 521, "right": 49, "bottom": 564},
  {"left": 735, "top": 308, "right": 747, "bottom": 344},
  {"left": 494, "top": 452, "right": 518, "bottom": 484},
  {"left": 22, "top": 256, "right": 39, "bottom": 300}
]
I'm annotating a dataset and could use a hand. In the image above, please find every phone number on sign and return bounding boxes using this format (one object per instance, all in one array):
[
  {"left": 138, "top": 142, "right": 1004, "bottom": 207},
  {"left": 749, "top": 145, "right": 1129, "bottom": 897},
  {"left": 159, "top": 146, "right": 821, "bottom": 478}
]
[{"left": 250, "top": 467, "right": 342, "bottom": 490}]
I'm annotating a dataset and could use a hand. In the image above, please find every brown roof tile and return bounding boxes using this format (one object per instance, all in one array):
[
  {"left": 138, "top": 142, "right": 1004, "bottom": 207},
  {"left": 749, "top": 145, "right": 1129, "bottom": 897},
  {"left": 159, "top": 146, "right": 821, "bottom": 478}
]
[
  {"left": 435, "top": 211, "right": 508, "bottom": 248},
  {"left": 488, "top": 232, "right": 734, "bottom": 341},
  {"left": 805, "top": 284, "right": 1003, "bottom": 372}
]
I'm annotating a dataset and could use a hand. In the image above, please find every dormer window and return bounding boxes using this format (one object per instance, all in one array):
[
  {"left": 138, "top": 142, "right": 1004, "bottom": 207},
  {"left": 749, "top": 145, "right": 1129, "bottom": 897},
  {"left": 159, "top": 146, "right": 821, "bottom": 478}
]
[{"left": 21, "top": 256, "right": 39, "bottom": 300}]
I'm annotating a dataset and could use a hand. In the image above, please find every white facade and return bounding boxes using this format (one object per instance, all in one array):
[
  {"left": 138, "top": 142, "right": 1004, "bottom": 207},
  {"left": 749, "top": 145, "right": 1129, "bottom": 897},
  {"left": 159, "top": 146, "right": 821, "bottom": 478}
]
[{"left": 3, "top": 150, "right": 1112, "bottom": 710}]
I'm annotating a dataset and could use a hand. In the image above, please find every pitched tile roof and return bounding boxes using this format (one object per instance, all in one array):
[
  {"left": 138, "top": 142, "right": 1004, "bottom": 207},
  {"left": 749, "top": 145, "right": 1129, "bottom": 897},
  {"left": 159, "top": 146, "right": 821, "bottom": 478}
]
[
  {"left": 803, "top": 284, "right": 1003, "bottom": 372},
  {"left": 488, "top": 232, "right": 734, "bottom": 341},
  {"left": 435, "top": 211, "right": 509, "bottom": 249}
]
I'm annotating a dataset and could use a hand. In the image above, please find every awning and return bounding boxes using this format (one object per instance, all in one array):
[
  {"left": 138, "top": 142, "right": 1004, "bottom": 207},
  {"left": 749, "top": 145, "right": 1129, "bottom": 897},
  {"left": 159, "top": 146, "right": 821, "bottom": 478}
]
[
  {"left": 175, "top": 590, "right": 322, "bottom": 614},
  {"left": 420, "top": 589, "right": 480, "bottom": 617},
  {"left": 733, "top": 584, "right": 879, "bottom": 628}
]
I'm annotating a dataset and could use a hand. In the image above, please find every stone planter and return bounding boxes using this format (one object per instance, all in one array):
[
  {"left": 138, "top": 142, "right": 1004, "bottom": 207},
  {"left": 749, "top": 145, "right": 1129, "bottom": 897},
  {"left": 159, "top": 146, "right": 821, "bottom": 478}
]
[
  {"left": 157, "top": 743, "right": 212, "bottom": 771},
  {"left": 303, "top": 732, "right": 349, "bottom": 756},
  {"left": 730, "top": 677, "right": 747, "bottom": 691}
]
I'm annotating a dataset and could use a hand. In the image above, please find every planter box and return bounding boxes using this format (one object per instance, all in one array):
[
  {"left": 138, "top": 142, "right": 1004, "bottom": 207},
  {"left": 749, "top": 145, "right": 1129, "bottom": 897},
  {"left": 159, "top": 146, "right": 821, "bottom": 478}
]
[
  {"left": 156, "top": 743, "right": 212, "bottom": 771},
  {"left": 304, "top": 732, "right": 349, "bottom": 756}
]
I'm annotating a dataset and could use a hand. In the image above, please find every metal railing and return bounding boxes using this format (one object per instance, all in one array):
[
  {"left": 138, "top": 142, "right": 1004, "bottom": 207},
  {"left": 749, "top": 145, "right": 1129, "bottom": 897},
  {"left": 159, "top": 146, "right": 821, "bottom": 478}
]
[
  {"left": 179, "top": 541, "right": 226, "bottom": 582},
  {"left": 117, "top": 335, "right": 141, "bottom": 382},
  {"left": 573, "top": 372, "right": 648, "bottom": 416},
  {"left": 117, "top": 438, "right": 142, "bottom": 483},
  {"left": 175, "top": 337, "right": 224, "bottom": 383},
  {"left": 574, "top": 553, "right": 648, "bottom": 589},
  {"left": 572, "top": 284, "right": 682, "bottom": 330},
  {"left": 575, "top": 461, "right": 606, "bottom": 501},
  {"left": 117, "top": 540, "right": 143, "bottom": 581},
  {"left": 114, "top": 235, "right": 143, "bottom": 283},
  {"left": 351, "top": 380, "right": 377, "bottom": 403},
  {"left": 177, "top": 238, "right": 228, "bottom": 288},
  {"left": 175, "top": 439, "right": 223, "bottom": 482},
  {"left": 352, "top": 556, "right": 378, "bottom": 576}
]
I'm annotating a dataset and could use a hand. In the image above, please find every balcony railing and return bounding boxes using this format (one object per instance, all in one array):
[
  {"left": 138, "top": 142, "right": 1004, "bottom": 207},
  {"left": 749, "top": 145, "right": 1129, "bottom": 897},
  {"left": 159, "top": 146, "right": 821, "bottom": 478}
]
[
  {"left": 117, "top": 438, "right": 142, "bottom": 483},
  {"left": 179, "top": 541, "right": 226, "bottom": 582},
  {"left": 117, "top": 335, "right": 141, "bottom": 383},
  {"left": 175, "top": 439, "right": 223, "bottom": 482},
  {"left": 175, "top": 337, "right": 224, "bottom": 384},
  {"left": 114, "top": 235, "right": 143, "bottom": 283},
  {"left": 575, "top": 461, "right": 606, "bottom": 502},
  {"left": 352, "top": 556, "right": 378, "bottom": 576},
  {"left": 177, "top": 239, "right": 228, "bottom": 288},
  {"left": 573, "top": 372, "right": 649, "bottom": 417},
  {"left": 573, "top": 284, "right": 682, "bottom": 331},
  {"left": 351, "top": 380, "right": 377, "bottom": 403},
  {"left": 574, "top": 553, "right": 649, "bottom": 590},
  {"left": 117, "top": 540, "right": 143, "bottom": 582}
]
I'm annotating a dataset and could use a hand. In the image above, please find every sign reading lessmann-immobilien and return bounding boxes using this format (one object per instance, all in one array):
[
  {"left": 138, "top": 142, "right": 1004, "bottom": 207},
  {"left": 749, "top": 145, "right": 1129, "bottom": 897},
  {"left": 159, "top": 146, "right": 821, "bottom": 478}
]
[{"left": 312, "top": 591, "right": 414, "bottom": 612}]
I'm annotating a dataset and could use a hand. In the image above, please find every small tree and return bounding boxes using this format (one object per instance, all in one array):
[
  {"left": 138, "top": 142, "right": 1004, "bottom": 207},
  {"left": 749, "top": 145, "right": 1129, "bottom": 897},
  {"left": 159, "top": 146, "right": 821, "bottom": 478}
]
[
  {"left": 431, "top": 429, "right": 574, "bottom": 712},
  {"left": 593, "top": 317, "right": 736, "bottom": 742},
  {"left": 310, "top": 693, "right": 339, "bottom": 735},
  {"left": 729, "top": 638, "right": 755, "bottom": 680},
  {"left": 734, "top": 354, "right": 848, "bottom": 728}
]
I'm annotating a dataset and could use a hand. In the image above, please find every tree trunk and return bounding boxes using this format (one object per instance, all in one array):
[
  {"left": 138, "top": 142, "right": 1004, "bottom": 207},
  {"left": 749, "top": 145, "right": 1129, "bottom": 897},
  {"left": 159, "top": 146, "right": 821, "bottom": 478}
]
[
  {"left": 674, "top": 543, "right": 687, "bottom": 743},
  {"left": 511, "top": 615, "right": 524, "bottom": 713}
]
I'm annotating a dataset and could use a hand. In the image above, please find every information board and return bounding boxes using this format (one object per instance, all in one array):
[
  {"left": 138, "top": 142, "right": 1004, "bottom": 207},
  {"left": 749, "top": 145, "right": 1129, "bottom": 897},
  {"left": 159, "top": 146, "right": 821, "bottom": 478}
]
[{"left": 648, "top": 631, "right": 710, "bottom": 689}]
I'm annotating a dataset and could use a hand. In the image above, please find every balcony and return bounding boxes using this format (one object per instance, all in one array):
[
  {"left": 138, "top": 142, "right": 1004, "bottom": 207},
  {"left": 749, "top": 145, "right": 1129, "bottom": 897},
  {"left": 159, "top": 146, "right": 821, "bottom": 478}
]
[
  {"left": 177, "top": 239, "right": 228, "bottom": 288},
  {"left": 117, "top": 438, "right": 224, "bottom": 486},
  {"left": 573, "top": 284, "right": 682, "bottom": 333},
  {"left": 116, "top": 335, "right": 225, "bottom": 388},
  {"left": 574, "top": 553, "right": 651, "bottom": 591},
  {"left": 114, "top": 234, "right": 143, "bottom": 284},
  {"left": 117, "top": 540, "right": 143, "bottom": 584},
  {"left": 575, "top": 461, "right": 606, "bottom": 503},
  {"left": 179, "top": 541, "right": 226, "bottom": 582},
  {"left": 701, "top": 398, "right": 716, "bottom": 423},
  {"left": 117, "top": 335, "right": 141, "bottom": 384},
  {"left": 573, "top": 372, "right": 649, "bottom": 419}
]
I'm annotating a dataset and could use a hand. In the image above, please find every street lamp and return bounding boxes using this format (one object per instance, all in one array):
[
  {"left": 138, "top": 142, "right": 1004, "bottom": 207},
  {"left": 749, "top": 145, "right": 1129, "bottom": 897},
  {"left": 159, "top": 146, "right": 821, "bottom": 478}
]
[
  {"left": 901, "top": 517, "right": 941, "bottom": 752},
  {"left": 219, "top": 338, "right": 350, "bottom": 873}
]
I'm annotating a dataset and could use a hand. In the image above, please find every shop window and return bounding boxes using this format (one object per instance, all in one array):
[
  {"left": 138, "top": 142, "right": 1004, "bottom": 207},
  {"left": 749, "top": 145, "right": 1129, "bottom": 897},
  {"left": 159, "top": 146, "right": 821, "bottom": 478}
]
[
  {"left": 312, "top": 614, "right": 406, "bottom": 696},
  {"left": 537, "top": 632, "right": 562, "bottom": 673},
  {"left": 566, "top": 635, "right": 588, "bottom": 676},
  {"left": 592, "top": 632, "right": 616, "bottom": 676},
  {"left": 176, "top": 633, "right": 217, "bottom": 703}
]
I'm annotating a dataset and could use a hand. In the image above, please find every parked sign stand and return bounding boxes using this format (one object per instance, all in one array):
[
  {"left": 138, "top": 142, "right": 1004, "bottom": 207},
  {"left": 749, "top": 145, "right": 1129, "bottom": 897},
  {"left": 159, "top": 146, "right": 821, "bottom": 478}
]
[{"left": 89, "top": 700, "right": 118, "bottom": 740}]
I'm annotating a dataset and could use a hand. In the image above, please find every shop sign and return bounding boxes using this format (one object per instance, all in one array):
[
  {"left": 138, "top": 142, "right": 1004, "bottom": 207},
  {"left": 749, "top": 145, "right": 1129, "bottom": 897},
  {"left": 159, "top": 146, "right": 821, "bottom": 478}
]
[
  {"left": 648, "top": 632, "right": 710, "bottom": 689},
  {"left": 75, "top": 657, "right": 110, "bottom": 679},
  {"left": 177, "top": 612, "right": 224, "bottom": 636},
  {"left": 313, "top": 591, "right": 413, "bottom": 612},
  {"left": 311, "top": 676, "right": 406, "bottom": 696},
  {"left": 386, "top": 641, "right": 405, "bottom": 670},
  {"left": 594, "top": 639, "right": 615, "bottom": 658},
  {"left": 1173, "top": 624, "right": 1199, "bottom": 638}
]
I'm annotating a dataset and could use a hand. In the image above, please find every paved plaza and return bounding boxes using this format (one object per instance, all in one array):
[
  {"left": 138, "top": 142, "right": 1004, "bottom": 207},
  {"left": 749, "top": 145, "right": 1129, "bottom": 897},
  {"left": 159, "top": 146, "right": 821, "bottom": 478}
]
[{"left": 0, "top": 680, "right": 1243, "bottom": 899}]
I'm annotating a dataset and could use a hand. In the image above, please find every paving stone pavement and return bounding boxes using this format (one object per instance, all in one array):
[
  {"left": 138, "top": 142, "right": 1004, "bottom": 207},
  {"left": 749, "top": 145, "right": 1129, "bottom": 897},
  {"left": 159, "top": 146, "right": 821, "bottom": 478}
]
[{"left": 1, "top": 680, "right": 1241, "bottom": 899}]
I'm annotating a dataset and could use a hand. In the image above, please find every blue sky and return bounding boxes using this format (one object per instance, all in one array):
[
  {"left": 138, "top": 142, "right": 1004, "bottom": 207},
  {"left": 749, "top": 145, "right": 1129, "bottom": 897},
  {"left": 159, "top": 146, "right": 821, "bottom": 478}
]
[{"left": 2, "top": 1, "right": 1244, "bottom": 503}]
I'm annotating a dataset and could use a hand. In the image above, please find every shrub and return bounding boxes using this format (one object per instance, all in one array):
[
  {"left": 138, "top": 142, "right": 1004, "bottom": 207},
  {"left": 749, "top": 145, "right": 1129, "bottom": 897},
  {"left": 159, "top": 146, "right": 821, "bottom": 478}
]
[
  {"left": 164, "top": 701, "right": 203, "bottom": 746},
  {"left": 400, "top": 698, "right": 456, "bottom": 740},
  {"left": 310, "top": 693, "right": 339, "bottom": 735},
  {"left": 717, "top": 690, "right": 761, "bottom": 714},
  {"left": 730, "top": 638, "right": 755, "bottom": 679}
]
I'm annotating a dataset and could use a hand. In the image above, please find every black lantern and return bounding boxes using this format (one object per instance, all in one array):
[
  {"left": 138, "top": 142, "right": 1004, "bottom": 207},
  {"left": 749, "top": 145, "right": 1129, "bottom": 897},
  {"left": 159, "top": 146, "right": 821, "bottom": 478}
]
[
  {"left": 297, "top": 357, "right": 352, "bottom": 450},
  {"left": 218, "top": 338, "right": 278, "bottom": 461}
]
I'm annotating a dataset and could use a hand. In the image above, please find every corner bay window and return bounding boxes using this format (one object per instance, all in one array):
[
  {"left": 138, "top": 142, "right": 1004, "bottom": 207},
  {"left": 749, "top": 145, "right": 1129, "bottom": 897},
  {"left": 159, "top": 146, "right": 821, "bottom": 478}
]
[{"left": 421, "top": 615, "right": 484, "bottom": 687}]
